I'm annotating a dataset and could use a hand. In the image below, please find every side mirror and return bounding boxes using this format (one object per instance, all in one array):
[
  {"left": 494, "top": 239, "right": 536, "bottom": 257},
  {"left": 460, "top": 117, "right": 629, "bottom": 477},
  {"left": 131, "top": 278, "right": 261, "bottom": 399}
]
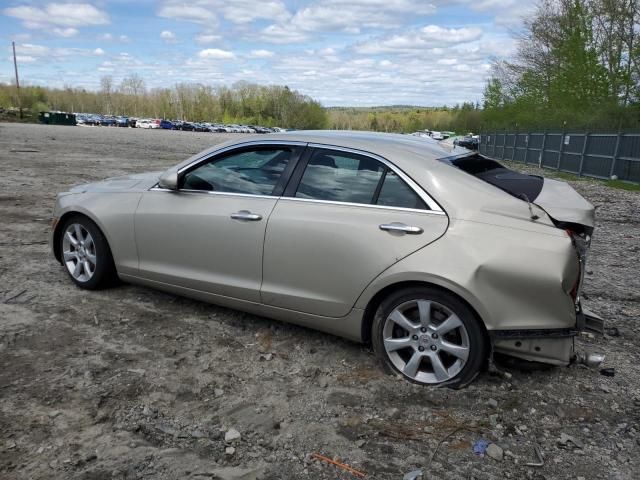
[{"left": 158, "top": 170, "right": 178, "bottom": 190}]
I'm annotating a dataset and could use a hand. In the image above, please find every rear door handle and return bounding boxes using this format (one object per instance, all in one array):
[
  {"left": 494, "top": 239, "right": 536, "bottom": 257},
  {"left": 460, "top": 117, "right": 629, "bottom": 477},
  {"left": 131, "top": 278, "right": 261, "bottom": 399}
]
[
  {"left": 230, "top": 210, "right": 263, "bottom": 221},
  {"left": 379, "top": 223, "right": 423, "bottom": 234}
]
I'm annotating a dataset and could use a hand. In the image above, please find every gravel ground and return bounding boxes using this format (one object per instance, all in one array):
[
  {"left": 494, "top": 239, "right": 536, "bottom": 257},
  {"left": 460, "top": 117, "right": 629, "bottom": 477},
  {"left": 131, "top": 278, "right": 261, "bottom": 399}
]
[{"left": 0, "top": 123, "right": 638, "bottom": 480}]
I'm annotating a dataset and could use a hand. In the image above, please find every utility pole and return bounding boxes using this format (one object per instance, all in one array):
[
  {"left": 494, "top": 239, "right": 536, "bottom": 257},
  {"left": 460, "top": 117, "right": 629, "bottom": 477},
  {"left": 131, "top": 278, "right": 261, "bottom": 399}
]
[{"left": 12, "top": 41, "right": 23, "bottom": 119}]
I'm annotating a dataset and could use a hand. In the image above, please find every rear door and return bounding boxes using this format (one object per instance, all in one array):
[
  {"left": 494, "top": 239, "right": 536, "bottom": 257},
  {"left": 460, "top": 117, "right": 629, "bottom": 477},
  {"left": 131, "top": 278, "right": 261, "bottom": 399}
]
[{"left": 261, "top": 146, "right": 449, "bottom": 317}]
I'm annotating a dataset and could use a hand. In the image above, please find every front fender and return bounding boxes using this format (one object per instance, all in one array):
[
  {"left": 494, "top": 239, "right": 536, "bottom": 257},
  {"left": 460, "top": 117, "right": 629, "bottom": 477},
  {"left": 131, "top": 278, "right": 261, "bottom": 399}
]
[{"left": 52, "top": 192, "right": 142, "bottom": 274}]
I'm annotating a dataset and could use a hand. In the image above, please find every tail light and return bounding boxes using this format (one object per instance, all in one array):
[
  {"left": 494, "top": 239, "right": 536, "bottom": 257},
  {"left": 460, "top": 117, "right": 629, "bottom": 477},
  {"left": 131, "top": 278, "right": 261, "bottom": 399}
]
[{"left": 565, "top": 229, "right": 586, "bottom": 303}]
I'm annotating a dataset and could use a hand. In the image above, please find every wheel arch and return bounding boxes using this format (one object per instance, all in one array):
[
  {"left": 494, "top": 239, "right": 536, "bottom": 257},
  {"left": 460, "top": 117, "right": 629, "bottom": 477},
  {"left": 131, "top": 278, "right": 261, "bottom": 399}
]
[
  {"left": 361, "top": 280, "right": 490, "bottom": 352},
  {"left": 53, "top": 210, "right": 112, "bottom": 264}
]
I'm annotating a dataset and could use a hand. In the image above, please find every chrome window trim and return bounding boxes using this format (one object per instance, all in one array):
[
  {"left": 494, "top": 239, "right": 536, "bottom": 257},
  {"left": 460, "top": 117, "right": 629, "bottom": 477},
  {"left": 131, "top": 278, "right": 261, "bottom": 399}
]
[
  {"left": 149, "top": 186, "right": 445, "bottom": 215},
  {"left": 176, "top": 140, "right": 308, "bottom": 175},
  {"left": 277, "top": 196, "right": 446, "bottom": 215},
  {"left": 152, "top": 139, "right": 446, "bottom": 214},
  {"left": 149, "top": 186, "right": 278, "bottom": 200},
  {"left": 304, "top": 143, "right": 444, "bottom": 213}
]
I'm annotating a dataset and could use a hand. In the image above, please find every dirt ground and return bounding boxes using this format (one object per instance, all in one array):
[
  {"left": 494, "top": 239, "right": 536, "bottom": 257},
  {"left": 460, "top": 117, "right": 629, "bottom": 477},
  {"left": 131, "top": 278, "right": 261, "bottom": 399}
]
[{"left": 0, "top": 123, "right": 638, "bottom": 480}]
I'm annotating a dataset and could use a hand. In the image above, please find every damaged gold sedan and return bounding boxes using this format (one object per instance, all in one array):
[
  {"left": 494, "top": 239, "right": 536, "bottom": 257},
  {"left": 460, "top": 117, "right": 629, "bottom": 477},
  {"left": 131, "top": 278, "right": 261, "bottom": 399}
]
[{"left": 50, "top": 131, "right": 604, "bottom": 387}]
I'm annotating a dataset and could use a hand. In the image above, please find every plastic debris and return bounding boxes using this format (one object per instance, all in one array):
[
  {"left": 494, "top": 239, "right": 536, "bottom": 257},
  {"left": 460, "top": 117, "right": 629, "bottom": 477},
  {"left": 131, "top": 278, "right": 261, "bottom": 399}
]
[
  {"left": 473, "top": 439, "right": 490, "bottom": 456},
  {"left": 600, "top": 367, "right": 615, "bottom": 377},
  {"left": 525, "top": 444, "right": 544, "bottom": 467},
  {"left": 403, "top": 469, "right": 423, "bottom": 480}
]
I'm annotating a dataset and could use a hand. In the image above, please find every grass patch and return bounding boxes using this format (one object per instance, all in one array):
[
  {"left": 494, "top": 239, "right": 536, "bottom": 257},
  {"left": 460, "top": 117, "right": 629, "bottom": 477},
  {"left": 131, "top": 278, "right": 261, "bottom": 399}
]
[
  {"left": 604, "top": 179, "right": 640, "bottom": 191},
  {"left": 549, "top": 171, "right": 588, "bottom": 182}
]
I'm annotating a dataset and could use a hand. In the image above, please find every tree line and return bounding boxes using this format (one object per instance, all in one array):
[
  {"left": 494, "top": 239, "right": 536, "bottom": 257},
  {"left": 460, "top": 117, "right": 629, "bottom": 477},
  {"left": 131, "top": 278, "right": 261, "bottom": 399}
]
[
  {"left": 0, "top": 76, "right": 327, "bottom": 129},
  {"left": 483, "top": 0, "right": 640, "bottom": 131},
  {"left": 327, "top": 103, "right": 483, "bottom": 134}
]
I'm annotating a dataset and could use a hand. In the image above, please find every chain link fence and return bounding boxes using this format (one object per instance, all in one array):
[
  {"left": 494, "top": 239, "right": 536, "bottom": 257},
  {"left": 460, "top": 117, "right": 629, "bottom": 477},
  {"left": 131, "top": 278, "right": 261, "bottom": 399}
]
[{"left": 479, "top": 132, "right": 640, "bottom": 183}]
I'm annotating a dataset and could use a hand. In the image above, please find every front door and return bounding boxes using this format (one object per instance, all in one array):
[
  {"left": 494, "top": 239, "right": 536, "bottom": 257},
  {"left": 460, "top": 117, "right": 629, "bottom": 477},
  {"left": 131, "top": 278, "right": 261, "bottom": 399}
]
[{"left": 135, "top": 144, "right": 304, "bottom": 302}]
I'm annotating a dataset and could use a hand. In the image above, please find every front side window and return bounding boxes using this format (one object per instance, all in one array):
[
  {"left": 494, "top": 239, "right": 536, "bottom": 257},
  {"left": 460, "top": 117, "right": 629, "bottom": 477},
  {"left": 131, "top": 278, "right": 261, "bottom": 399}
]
[
  {"left": 295, "top": 148, "right": 428, "bottom": 210},
  {"left": 181, "top": 148, "right": 292, "bottom": 195}
]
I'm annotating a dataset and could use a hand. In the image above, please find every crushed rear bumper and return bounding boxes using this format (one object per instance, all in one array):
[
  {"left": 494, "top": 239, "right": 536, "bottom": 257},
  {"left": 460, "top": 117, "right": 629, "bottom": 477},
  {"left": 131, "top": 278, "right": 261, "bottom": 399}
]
[{"left": 492, "top": 301, "right": 604, "bottom": 366}]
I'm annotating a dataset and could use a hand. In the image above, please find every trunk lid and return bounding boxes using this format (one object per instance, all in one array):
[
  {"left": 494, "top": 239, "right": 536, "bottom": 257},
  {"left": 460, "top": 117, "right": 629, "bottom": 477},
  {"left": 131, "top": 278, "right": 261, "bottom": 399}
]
[{"left": 442, "top": 154, "right": 595, "bottom": 232}]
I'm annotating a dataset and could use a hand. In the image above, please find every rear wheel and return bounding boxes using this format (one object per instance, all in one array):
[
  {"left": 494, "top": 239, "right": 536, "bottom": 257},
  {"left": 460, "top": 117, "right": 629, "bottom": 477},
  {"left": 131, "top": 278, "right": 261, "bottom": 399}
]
[
  {"left": 59, "top": 215, "right": 117, "bottom": 289},
  {"left": 372, "top": 287, "right": 486, "bottom": 388}
]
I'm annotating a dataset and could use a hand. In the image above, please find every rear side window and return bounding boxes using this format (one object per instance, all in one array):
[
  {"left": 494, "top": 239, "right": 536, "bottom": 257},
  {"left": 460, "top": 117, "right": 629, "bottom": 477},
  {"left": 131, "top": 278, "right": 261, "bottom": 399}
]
[
  {"left": 295, "top": 148, "right": 428, "bottom": 209},
  {"left": 377, "top": 170, "right": 427, "bottom": 209},
  {"left": 295, "top": 150, "right": 384, "bottom": 204}
]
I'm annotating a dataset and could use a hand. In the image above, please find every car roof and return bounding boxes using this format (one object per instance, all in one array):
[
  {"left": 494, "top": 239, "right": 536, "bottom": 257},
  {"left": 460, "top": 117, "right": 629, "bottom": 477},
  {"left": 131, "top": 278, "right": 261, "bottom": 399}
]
[{"left": 264, "top": 130, "right": 456, "bottom": 163}]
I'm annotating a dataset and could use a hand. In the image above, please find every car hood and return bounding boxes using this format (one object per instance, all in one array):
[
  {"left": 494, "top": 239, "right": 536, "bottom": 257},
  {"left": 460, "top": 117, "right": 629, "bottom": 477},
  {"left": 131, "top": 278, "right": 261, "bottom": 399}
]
[
  {"left": 68, "top": 171, "right": 162, "bottom": 193},
  {"left": 533, "top": 178, "right": 595, "bottom": 229}
]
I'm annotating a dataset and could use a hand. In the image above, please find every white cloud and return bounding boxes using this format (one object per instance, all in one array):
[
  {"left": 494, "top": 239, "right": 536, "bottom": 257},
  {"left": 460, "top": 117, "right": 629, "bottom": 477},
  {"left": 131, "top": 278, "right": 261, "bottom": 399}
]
[
  {"left": 11, "top": 43, "right": 113, "bottom": 63},
  {"left": 259, "top": 24, "right": 309, "bottom": 44},
  {"left": 198, "top": 48, "right": 236, "bottom": 59},
  {"left": 158, "top": 5, "right": 217, "bottom": 25},
  {"left": 160, "top": 30, "right": 177, "bottom": 42},
  {"left": 248, "top": 49, "right": 275, "bottom": 58},
  {"left": 11, "top": 55, "right": 36, "bottom": 63},
  {"left": 354, "top": 25, "right": 483, "bottom": 54},
  {"left": 53, "top": 27, "right": 78, "bottom": 38},
  {"left": 4, "top": 3, "right": 110, "bottom": 29},
  {"left": 158, "top": 0, "right": 290, "bottom": 25},
  {"left": 255, "top": 0, "right": 437, "bottom": 43},
  {"left": 465, "top": 0, "right": 534, "bottom": 27},
  {"left": 98, "top": 33, "right": 130, "bottom": 43},
  {"left": 195, "top": 32, "right": 222, "bottom": 44},
  {"left": 216, "top": 0, "right": 290, "bottom": 24}
]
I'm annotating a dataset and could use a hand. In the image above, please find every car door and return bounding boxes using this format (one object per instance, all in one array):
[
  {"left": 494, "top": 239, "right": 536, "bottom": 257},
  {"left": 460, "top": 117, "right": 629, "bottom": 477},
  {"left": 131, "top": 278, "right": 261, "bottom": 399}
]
[
  {"left": 261, "top": 146, "right": 449, "bottom": 317},
  {"left": 134, "top": 143, "right": 305, "bottom": 302}
]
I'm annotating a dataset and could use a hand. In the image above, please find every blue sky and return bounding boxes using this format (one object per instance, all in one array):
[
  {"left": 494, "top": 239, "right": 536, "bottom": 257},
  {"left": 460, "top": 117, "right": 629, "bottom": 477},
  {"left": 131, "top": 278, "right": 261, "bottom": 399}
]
[{"left": 0, "top": 1, "right": 533, "bottom": 106}]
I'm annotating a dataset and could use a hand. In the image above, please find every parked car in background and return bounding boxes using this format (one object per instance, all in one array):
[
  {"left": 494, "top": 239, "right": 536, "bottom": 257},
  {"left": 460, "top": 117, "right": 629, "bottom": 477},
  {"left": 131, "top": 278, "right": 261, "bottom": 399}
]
[
  {"left": 116, "top": 117, "right": 129, "bottom": 127},
  {"left": 455, "top": 136, "right": 479, "bottom": 150},
  {"left": 50, "top": 131, "right": 600, "bottom": 388},
  {"left": 160, "top": 119, "right": 174, "bottom": 129},
  {"left": 100, "top": 116, "right": 117, "bottom": 127},
  {"left": 431, "top": 131, "right": 444, "bottom": 140},
  {"left": 136, "top": 119, "right": 161, "bottom": 129}
]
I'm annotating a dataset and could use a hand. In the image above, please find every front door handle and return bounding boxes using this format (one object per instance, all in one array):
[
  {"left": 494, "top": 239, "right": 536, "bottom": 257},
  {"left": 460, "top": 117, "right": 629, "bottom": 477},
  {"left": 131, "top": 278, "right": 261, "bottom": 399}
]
[
  {"left": 379, "top": 222, "right": 423, "bottom": 234},
  {"left": 230, "top": 210, "right": 263, "bottom": 221}
]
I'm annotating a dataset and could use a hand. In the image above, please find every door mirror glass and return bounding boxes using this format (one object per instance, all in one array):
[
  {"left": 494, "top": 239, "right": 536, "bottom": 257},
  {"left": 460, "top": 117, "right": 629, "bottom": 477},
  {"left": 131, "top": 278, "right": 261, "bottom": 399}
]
[{"left": 158, "top": 170, "right": 178, "bottom": 190}]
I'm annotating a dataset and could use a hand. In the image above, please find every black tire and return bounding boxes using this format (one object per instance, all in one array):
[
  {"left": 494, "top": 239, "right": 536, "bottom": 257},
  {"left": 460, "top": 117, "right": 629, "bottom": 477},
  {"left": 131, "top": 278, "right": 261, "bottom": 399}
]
[
  {"left": 58, "top": 215, "right": 118, "bottom": 290},
  {"left": 372, "top": 286, "right": 487, "bottom": 388}
]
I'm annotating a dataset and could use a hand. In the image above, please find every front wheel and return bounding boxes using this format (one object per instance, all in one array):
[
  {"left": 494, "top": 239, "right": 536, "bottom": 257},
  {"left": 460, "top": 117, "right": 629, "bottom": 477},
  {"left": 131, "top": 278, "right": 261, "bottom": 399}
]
[
  {"left": 372, "top": 287, "right": 487, "bottom": 388},
  {"left": 59, "top": 215, "right": 117, "bottom": 289}
]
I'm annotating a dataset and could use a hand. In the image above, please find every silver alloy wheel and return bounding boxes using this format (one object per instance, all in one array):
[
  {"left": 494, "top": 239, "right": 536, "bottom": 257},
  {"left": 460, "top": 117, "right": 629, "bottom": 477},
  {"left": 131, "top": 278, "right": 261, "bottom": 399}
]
[
  {"left": 383, "top": 299, "right": 470, "bottom": 384},
  {"left": 62, "top": 223, "right": 97, "bottom": 282}
]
